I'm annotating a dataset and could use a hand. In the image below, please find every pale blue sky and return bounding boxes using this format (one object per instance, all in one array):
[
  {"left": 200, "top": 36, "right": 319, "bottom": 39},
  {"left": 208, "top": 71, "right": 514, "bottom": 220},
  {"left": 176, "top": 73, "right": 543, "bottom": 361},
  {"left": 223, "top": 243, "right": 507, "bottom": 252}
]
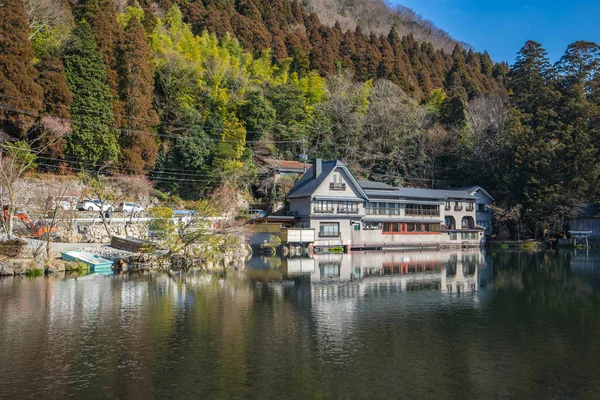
[{"left": 391, "top": 0, "right": 600, "bottom": 63}]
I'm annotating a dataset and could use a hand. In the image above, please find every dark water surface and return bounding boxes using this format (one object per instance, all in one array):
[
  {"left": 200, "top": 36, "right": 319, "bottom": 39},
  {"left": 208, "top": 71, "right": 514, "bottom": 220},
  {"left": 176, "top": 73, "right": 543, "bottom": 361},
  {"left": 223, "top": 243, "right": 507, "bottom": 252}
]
[{"left": 1, "top": 249, "right": 600, "bottom": 399}]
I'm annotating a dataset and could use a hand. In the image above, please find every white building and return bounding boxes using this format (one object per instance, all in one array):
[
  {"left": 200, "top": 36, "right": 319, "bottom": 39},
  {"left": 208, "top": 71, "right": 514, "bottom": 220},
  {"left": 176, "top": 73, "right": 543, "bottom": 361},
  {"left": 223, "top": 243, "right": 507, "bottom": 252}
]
[{"left": 286, "top": 159, "right": 488, "bottom": 250}]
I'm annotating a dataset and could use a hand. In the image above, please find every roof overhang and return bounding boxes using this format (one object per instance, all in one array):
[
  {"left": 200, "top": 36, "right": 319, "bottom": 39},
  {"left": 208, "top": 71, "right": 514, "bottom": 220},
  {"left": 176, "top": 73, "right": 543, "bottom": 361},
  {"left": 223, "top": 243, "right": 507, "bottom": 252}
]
[{"left": 362, "top": 217, "right": 442, "bottom": 223}]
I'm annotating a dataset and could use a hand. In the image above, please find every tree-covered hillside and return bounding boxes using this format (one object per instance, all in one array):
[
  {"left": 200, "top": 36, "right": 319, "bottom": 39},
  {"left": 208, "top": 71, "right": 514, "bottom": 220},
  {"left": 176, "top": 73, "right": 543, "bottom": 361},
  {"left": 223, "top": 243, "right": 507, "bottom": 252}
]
[{"left": 1, "top": 0, "right": 599, "bottom": 239}]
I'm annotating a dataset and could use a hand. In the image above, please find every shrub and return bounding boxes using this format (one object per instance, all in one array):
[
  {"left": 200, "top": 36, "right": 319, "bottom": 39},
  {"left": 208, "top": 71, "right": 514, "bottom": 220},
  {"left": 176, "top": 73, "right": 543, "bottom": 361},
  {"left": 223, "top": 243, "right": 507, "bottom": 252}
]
[
  {"left": 25, "top": 268, "right": 44, "bottom": 277},
  {"left": 0, "top": 239, "right": 27, "bottom": 258}
]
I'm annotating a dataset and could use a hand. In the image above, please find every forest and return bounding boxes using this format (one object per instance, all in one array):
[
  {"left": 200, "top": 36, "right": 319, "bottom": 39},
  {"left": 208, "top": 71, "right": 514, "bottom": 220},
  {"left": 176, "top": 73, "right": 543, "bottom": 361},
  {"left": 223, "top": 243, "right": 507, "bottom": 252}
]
[{"left": 1, "top": 0, "right": 599, "bottom": 239}]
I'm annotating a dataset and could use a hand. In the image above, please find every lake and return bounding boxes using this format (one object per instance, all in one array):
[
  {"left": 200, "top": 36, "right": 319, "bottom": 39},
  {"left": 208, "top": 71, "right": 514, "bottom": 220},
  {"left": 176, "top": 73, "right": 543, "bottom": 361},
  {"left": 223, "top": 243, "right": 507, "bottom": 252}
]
[{"left": 1, "top": 249, "right": 599, "bottom": 399}]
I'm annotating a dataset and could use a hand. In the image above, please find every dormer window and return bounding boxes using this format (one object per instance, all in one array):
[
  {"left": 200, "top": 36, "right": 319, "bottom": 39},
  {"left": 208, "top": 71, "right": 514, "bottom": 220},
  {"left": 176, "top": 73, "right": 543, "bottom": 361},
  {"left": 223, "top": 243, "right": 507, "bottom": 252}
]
[{"left": 330, "top": 174, "right": 346, "bottom": 190}]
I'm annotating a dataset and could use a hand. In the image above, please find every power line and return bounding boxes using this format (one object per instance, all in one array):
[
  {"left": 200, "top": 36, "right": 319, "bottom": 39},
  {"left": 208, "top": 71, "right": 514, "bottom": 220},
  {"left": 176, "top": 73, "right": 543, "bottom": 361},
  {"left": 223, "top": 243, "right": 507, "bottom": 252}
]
[
  {"left": 1, "top": 144, "right": 241, "bottom": 183},
  {"left": 0, "top": 94, "right": 304, "bottom": 143}
]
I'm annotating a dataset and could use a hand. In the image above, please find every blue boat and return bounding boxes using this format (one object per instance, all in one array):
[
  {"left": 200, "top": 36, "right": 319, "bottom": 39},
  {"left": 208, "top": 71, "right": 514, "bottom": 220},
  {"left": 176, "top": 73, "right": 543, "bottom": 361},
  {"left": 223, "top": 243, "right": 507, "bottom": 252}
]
[{"left": 61, "top": 251, "right": 114, "bottom": 275}]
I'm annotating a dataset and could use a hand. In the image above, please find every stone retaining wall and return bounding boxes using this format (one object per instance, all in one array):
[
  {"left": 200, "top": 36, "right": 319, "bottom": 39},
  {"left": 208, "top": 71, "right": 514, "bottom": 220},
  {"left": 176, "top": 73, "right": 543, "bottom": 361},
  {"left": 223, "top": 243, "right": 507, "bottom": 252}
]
[{"left": 55, "top": 221, "right": 148, "bottom": 244}]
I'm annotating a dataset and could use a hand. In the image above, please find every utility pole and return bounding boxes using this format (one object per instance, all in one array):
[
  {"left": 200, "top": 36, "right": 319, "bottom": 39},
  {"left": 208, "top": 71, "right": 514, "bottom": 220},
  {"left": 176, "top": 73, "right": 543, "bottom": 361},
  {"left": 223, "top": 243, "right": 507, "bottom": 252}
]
[{"left": 301, "top": 138, "right": 307, "bottom": 173}]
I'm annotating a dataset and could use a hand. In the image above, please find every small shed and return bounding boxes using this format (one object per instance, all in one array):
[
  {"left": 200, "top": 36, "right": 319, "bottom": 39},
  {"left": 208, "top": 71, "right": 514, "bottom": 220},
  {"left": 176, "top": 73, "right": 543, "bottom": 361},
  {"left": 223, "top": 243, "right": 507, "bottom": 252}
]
[{"left": 570, "top": 203, "right": 600, "bottom": 238}]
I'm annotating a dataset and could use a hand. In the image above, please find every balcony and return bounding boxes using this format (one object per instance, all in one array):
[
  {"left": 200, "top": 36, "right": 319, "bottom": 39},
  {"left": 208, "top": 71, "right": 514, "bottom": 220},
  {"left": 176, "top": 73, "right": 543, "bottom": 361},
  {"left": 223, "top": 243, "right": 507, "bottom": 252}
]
[
  {"left": 337, "top": 208, "right": 359, "bottom": 214},
  {"left": 319, "top": 232, "right": 341, "bottom": 238},
  {"left": 454, "top": 205, "right": 463, "bottom": 211},
  {"left": 466, "top": 204, "right": 475, "bottom": 212},
  {"left": 365, "top": 208, "right": 401, "bottom": 215},
  {"left": 313, "top": 208, "right": 334, "bottom": 214},
  {"left": 445, "top": 205, "right": 451, "bottom": 211},
  {"left": 329, "top": 183, "right": 346, "bottom": 191},
  {"left": 405, "top": 209, "right": 440, "bottom": 216}
]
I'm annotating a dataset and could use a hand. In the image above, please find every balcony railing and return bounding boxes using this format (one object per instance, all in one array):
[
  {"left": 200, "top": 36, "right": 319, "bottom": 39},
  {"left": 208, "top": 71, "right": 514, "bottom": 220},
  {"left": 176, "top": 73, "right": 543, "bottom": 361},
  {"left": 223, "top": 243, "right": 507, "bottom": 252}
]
[
  {"left": 329, "top": 183, "right": 346, "bottom": 191},
  {"left": 365, "top": 208, "right": 401, "bottom": 215},
  {"left": 337, "top": 208, "right": 359, "bottom": 214},
  {"left": 445, "top": 205, "right": 451, "bottom": 211},
  {"left": 466, "top": 204, "right": 475, "bottom": 211},
  {"left": 405, "top": 209, "right": 440, "bottom": 216},
  {"left": 313, "top": 208, "right": 334, "bottom": 214},
  {"left": 454, "top": 205, "right": 463, "bottom": 211},
  {"left": 319, "top": 232, "right": 341, "bottom": 237}
]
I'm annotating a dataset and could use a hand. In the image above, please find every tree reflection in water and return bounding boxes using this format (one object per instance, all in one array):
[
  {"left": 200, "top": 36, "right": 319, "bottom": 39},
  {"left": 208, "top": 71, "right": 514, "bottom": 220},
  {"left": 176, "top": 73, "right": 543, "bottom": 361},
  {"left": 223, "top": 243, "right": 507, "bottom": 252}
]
[{"left": 0, "top": 249, "right": 599, "bottom": 399}]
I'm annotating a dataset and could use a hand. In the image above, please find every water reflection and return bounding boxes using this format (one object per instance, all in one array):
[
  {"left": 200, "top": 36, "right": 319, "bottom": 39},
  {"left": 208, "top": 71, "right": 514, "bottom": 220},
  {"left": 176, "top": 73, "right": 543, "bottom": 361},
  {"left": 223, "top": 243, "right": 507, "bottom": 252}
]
[
  {"left": 1, "top": 250, "right": 600, "bottom": 399},
  {"left": 257, "top": 249, "right": 492, "bottom": 296}
]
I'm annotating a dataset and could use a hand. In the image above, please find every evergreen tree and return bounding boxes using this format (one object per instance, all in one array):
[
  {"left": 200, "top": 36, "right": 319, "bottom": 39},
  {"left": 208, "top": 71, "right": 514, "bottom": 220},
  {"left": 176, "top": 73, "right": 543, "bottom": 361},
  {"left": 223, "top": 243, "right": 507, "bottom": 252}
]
[
  {"left": 377, "top": 35, "right": 394, "bottom": 79},
  {"left": 81, "top": 0, "right": 125, "bottom": 126},
  {"left": 0, "top": 0, "right": 44, "bottom": 137},
  {"left": 238, "top": 91, "right": 276, "bottom": 142},
  {"left": 339, "top": 30, "right": 357, "bottom": 74},
  {"left": 352, "top": 26, "right": 369, "bottom": 81},
  {"left": 63, "top": 21, "right": 118, "bottom": 165},
  {"left": 508, "top": 41, "right": 564, "bottom": 237},
  {"left": 34, "top": 55, "right": 73, "bottom": 158},
  {"left": 119, "top": 15, "right": 159, "bottom": 173},
  {"left": 366, "top": 33, "right": 382, "bottom": 79}
]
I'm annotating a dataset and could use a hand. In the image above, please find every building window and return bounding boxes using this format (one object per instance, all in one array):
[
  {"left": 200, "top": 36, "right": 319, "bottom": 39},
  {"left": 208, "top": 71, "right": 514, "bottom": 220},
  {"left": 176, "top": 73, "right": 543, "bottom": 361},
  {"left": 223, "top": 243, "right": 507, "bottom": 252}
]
[
  {"left": 445, "top": 200, "right": 451, "bottom": 210},
  {"left": 314, "top": 201, "right": 334, "bottom": 213},
  {"left": 478, "top": 221, "right": 490, "bottom": 229},
  {"left": 320, "top": 262, "right": 340, "bottom": 278},
  {"left": 461, "top": 216, "right": 475, "bottom": 229},
  {"left": 319, "top": 222, "right": 340, "bottom": 237},
  {"left": 338, "top": 201, "right": 359, "bottom": 214},
  {"left": 383, "top": 223, "right": 441, "bottom": 234},
  {"left": 466, "top": 202, "right": 475, "bottom": 211},
  {"left": 444, "top": 216, "right": 456, "bottom": 229},
  {"left": 366, "top": 202, "right": 399, "bottom": 215},
  {"left": 353, "top": 223, "right": 361, "bottom": 231},
  {"left": 363, "top": 221, "right": 382, "bottom": 230},
  {"left": 478, "top": 204, "right": 487, "bottom": 212},
  {"left": 461, "top": 232, "right": 478, "bottom": 240},
  {"left": 329, "top": 175, "right": 346, "bottom": 190},
  {"left": 454, "top": 202, "right": 463, "bottom": 211},
  {"left": 450, "top": 232, "right": 458, "bottom": 240},
  {"left": 405, "top": 204, "right": 440, "bottom": 216}
]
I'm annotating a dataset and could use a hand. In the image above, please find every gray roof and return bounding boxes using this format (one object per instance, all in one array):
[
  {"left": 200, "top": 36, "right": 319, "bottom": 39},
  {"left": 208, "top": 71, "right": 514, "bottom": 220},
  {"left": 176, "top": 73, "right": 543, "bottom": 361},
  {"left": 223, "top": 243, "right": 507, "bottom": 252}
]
[
  {"left": 287, "top": 160, "right": 346, "bottom": 199},
  {"left": 286, "top": 159, "right": 477, "bottom": 201},
  {"left": 450, "top": 186, "right": 495, "bottom": 201},
  {"left": 393, "top": 187, "right": 475, "bottom": 200},
  {"left": 358, "top": 181, "right": 397, "bottom": 191}
]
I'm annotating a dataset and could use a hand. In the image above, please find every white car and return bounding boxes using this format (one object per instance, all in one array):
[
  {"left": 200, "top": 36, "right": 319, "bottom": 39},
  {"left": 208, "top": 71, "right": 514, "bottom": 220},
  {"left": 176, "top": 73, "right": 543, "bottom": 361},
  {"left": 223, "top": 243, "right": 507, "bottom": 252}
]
[
  {"left": 77, "top": 200, "right": 113, "bottom": 212},
  {"left": 118, "top": 202, "right": 145, "bottom": 215}
]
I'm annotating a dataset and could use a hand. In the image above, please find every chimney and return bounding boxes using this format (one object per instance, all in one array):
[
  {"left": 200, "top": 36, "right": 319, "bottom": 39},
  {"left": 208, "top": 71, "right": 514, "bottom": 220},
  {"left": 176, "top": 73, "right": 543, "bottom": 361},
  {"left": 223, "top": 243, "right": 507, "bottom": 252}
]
[{"left": 313, "top": 158, "right": 322, "bottom": 179}]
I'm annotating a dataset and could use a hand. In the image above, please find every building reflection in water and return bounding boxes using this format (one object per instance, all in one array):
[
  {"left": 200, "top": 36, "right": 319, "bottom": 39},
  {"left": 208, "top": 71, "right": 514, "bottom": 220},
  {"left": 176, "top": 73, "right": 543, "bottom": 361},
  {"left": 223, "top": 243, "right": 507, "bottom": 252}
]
[{"left": 280, "top": 249, "right": 491, "bottom": 295}]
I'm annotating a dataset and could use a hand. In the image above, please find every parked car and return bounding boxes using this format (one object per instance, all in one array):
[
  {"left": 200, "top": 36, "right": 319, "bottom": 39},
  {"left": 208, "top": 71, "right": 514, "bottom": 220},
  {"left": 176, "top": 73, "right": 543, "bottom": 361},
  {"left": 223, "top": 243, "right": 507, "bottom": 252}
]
[
  {"left": 46, "top": 196, "right": 78, "bottom": 211},
  {"left": 117, "top": 202, "right": 145, "bottom": 215},
  {"left": 76, "top": 199, "right": 113, "bottom": 212},
  {"left": 248, "top": 209, "right": 267, "bottom": 219}
]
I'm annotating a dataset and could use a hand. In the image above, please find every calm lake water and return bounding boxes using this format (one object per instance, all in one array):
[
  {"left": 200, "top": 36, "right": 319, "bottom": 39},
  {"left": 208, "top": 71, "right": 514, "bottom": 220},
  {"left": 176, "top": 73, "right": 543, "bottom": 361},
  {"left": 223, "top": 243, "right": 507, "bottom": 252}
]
[{"left": 1, "top": 249, "right": 600, "bottom": 399}]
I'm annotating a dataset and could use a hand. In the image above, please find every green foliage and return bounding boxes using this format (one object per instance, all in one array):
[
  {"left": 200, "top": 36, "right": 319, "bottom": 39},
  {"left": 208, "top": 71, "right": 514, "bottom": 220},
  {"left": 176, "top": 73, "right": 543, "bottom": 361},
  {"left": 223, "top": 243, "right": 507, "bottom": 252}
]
[
  {"left": 25, "top": 268, "right": 44, "bottom": 277},
  {"left": 2, "top": 141, "right": 38, "bottom": 171},
  {"left": 237, "top": 91, "right": 276, "bottom": 142},
  {"left": 63, "top": 21, "right": 118, "bottom": 166},
  {"left": 0, "top": 0, "right": 44, "bottom": 137},
  {"left": 5, "top": 0, "right": 600, "bottom": 243},
  {"left": 148, "top": 206, "right": 175, "bottom": 242},
  {"left": 72, "top": 261, "right": 90, "bottom": 274}
]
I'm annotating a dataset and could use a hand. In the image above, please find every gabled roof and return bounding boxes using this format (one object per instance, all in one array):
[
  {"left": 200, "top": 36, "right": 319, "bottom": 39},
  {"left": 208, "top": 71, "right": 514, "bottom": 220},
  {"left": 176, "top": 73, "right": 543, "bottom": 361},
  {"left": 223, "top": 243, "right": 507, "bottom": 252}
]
[
  {"left": 286, "top": 160, "right": 479, "bottom": 202},
  {"left": 286, "top": 160, "right": 368, "bottom": 199},
  {"left": 452, "top": 186, "right": 495, "bottom": 201},
  {"left": 263, "top": 158, "right": 311, "bottom": 172}
]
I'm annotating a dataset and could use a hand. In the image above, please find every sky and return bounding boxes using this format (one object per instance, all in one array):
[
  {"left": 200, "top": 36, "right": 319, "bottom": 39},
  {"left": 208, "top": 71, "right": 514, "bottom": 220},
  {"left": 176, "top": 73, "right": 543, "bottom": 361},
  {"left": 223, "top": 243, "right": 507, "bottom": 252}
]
[{"left": 392, "top": 0, "right": 600, "bottom": 64}]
